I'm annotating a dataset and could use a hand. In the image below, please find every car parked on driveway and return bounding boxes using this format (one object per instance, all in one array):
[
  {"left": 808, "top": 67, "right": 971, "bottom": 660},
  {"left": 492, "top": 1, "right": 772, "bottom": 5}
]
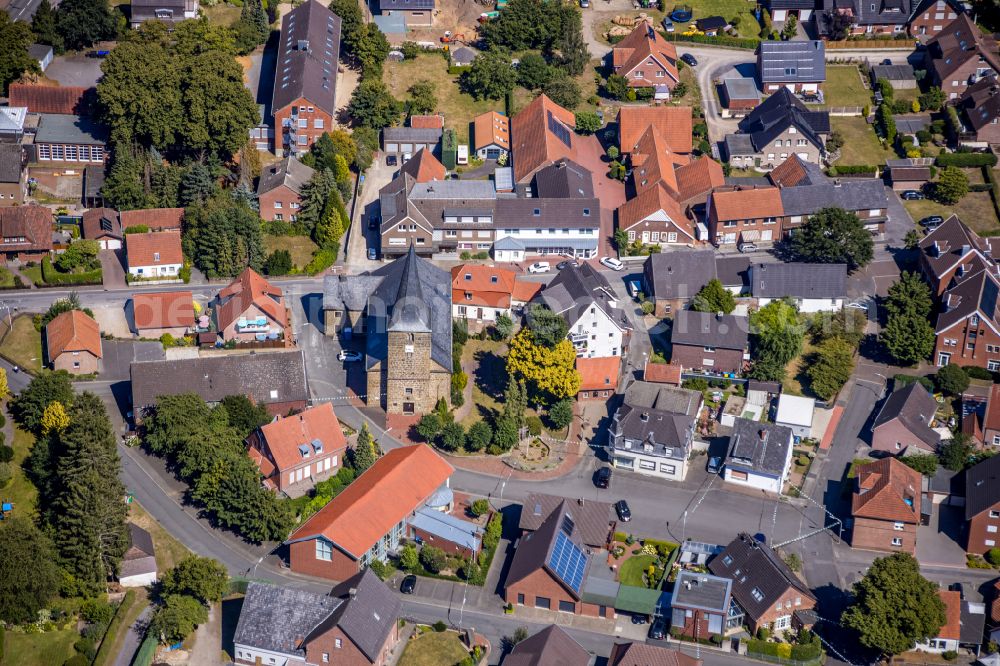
[
  {"left": 680, "top": 53, "right": 698, "bottom": 66},
  {"left": 557, "top": 260, "right": 580, "bottom": 270},
  {"left": 920, "top": 215, "right": 944, "bottom": 229},
  {"left": 528, "top": 262, "right": 551, "bottom": 273},
  {"left": 901, "top": 190, "right": 924, "bottom": 200},
  {"left": 338, "top": 350, "right": 363, "bottom": 362},
  {"left": 707, "top": 456, "right": 722, "bottom": 474},
  {"left": 600, "top": 256, "right": 624, "bottom": 271},
  {"left": 400, "top": 575, "right": 416, "bottom": 594},
  {"left": 615, "top": 499, "right": 631, "bottom": 522},
  {"left": 648, "top": 616, "right": 667, "bottom": 640},
  {"left": 662, "top": 19, "right": 674, "bottom": 32},
  {"left": 595, "top": 466, "right": 611, "bottom": 488}
]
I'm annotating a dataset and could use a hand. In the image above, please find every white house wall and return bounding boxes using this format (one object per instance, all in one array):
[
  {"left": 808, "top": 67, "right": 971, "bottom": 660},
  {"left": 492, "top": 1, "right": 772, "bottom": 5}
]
[{"left": 568, "top": 300, "right": 625, "bottom": 358}]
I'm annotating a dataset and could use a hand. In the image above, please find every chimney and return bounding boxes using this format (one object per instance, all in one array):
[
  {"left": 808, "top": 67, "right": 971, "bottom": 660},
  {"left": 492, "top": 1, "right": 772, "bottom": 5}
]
[
  {"left": 578, "top": 497, "right": 585, "bottom": 506},
  {"left": 640, "top": 412, "right": 650, "bottom": 422},
  {"left": 349, "top": 587, "right": 358, "bottom": 600},
  {"left": 758, "top": 429, "right": 767, "bottom": 441},
  {"left": 716, "top": 311, "right": 723, "bottom": 320}
]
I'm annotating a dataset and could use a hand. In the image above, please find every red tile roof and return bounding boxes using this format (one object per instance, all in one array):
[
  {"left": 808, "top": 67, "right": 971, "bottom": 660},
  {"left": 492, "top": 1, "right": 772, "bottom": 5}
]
[
  {"left": 991, "top": 579, "right": 1000, "bottom": 625},
  {"left": 46, "top": 309, "right": 101, "bottom": 359},
  {"left": 618, "top": 105, "right": 693, "bottom": 154},
  {"left": 8, "top": 83, "right": 89, "bottom": 115},
  {"left": 132, "top": 291, "right": 195, "bottom": 331},
  {"left": 400, "top": 148, "right": 446, "bottom": 183},
  {"left": 126, "top": 231, "right": 183, "bottom": 269},
  {"left": 937, "top": 590, "right": 961, "bottom": 641},
  {"left": 120, "top": 208, "right": 184, "bottom": 231},
  {"left": 675, "top": 156, "right": 725, "bottom": 204},
  {"left": 512, "top": 279, "right": 542, "bottom": 303},
  {"left": 289, "top": 445, "right": 454, "bottom": 558},
  {"left": 473, "top": 111, "right": 509, "bottom": 152},
  {"left": 251, "top": 402, "right": 347, "bottom": 475},
  {"left": 851, "top": 457, "right": 922, "bottom": 523},
  {"left": 410, "top": 114, "right": 444, "bottom": 129},
  {"left": 215, "top": 267, "right": 287, "bottom": 333},
  {"left": 611, "top": 20, "right": 680, "bottom": 90},
  {"left": 511, "top": 94, "right": 576, "bottom": 182},
  {"left": 983, "top": 383, "right": 1000, "bottom": 432},
  {"left": 450, "top": 264, "right": 517, "bottom": 309},
  {"left": 768, "top": 154, "right": 811, "bottom": 187},
  {"left": 0, "top": 205, "right": 52, "bottom": 253},
  {"left": 710, "top": 186, "right": 784, "bottom": 222},
  {"left": 576, "top": 356, "right": 621, "bottom": 392},
  {"left": 616, "top": 184, "right": 690, "bottom": 238},
  {"left": 630, "top": 126, "right": 688, "bottom": 197},
  {"left": 643, "top": 361, "right": 682, "bottom": 385}
]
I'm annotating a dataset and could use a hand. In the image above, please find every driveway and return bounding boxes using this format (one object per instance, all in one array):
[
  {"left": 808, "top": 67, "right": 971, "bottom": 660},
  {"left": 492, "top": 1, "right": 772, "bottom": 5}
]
[
  {"left": 346, "top": 156, "right": 396, "bottom": 268},
  {"left": 45, "top": 53, "right": 104, "bottom": 88},
  {"left": 90, "top": 303, "right": 131, "bottom": 338},
  {"left": 917, "top": 504, "right": 968, "bottom": 567},
  {"left": 883, "top": 186, "right": 915, "bottom": 249},
  {"left": 573, "top": 134, "right": 625, "bottom": 259},
  {"left": 99, "top": 249, "right": 126, "bottom": 289}
]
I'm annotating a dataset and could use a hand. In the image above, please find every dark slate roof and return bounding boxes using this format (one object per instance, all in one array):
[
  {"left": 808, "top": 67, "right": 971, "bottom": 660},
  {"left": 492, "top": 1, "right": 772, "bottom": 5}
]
[
  {"left": 450, "top": 46, "right": 477, "bottom": 65},
  {"left": 959, "top": 600, "right": 986, "bottom": 644},
  {"left": 749, "top": 262, "right": 847, "bottom": 299},
  {"left": 327, "top": 569, "right": 402, "bottom": 662},
  {"left": 724, "top": 133, "right": 756, "bottom": 158},
  {"left": 871, "top": 63, "right": 915, "bottom": 81},
  {"left": 918, "top": 215, "right": 994, "bottom": 284},
  {"left": 234, "top": 582, "right": 343, "bottom": 658},
  {"left": 382, "top": 126, "right": 444, "bottom": 143},
  {"left": 935, "top": 269, "right": 1000, "bottom": 336},
  {"left": 611, "top": 404, "right": 694, "bottom": 460},
  {"left": 505, "top": 625, "right": 593, "bottom": 666},
  {"left": 272, "top": 0, "right": 341, "bottom": 116},
  {"left": 965, "top": 454, "right": 1000, "bottom": 520},
  {"left": 130, "top": 350, "right": 308, "bottom": 409},
  {"left": 533, "top": 159, "right": 594, "bottom": 199},
  {"left": 872, "top": 382, "right": 939, "bottom": 448},
  {"left": 519, "top": 492, "right": 613, "bottom": 548},
  {"left": 769, "top": 0, "right": 820, "bottom": 7},
  {"left": 34, "top": 113, "right": 108, "bottom": 145},
  {"left": 541, "top": 263, "right": 631, "bottom": 331},
  {"left": 728, "top": 417, "right": 793, "bottom": 478},
  {"left": 708, "top": 533, "right": 815, "bottom": 623},
  {"left": 257, "top": 157, "right": 314, "bottom": 196},
  {"left": 833, "top": 0, "right": 911, "bottom": 26},
  {"left": 622, "top": 381, "right": 702, "bottom": 417},
  {"left": 758, "top": 41, "right": 826, "bottom": 84},
  {"left": 0, "top": 144, "right": 23, "bottom": 184},
  {"left": 737, "top": 89, "right": 829, "bottom": 153},
  {"left": 670, "top": 570, "right": 732, "bottom": 613},
  {"left": 715, "top": 256, "right": 751, "bottom": 289},
  {"left": 506, "top": 501, "right": 592, "bottom": 599},
  {"left": 671, "top": 310, "right": 749, "bottom": 350},
  {"left": 120, "top": 523, "right": 157, "bottom": 579},
  {"left": 643, "top": 250, "right": 718, "bottom": 301},
  {"left": 378, "top": 0, "right": 434, "bottom": 11},
  {"left": 722, "top": 78, "right": 762, "bottom": 102},
  {"left": 494, "top": 197, "right": 601, "bottom": 230},
  {"left": 776, "top": 179, "right": 888, "bottom": 217}
]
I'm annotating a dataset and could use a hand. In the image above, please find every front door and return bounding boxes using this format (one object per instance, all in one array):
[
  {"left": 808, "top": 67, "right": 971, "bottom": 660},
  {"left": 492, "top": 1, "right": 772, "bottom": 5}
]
[
  {"left": 937, "top": 352, "right": 951, "bottom": 367},
  {"left": 403, "top": 402, "right": 415, "bottom": 414}
]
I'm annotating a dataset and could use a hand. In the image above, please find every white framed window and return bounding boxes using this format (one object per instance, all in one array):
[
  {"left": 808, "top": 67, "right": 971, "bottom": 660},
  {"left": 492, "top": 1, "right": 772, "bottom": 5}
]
[
  {"left": 639, "top": 460, "right": 656, "bottom": 470},
  {"left": 335, "top": 638, "right": 342, "bottom": 648},
  {"left": 893, "top": 522, "right": 904, "bottom": 531},
  {"left": 988, "top": 525, "right": 998, "bottom": 533},
  {"left": 891, "top": 537, "right": 903, "bottom": 546},
  {"left": 315, "top": 539, "right": 333, "bottom": 561},
  {"left": 986, "top": 539, "right": 996, "bottom": 547}
]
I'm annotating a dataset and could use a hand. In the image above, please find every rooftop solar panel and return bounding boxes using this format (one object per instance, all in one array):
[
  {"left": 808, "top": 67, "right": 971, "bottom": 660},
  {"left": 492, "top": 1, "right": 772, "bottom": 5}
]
[
  {"left": 548, "top": 531, "right": 587, "bottom": 594},
  {"left": 982, "top": 274, "right": 999, "bottom": 316},
  {"left": 547, "top": 111, "right": 572, "bottom": 149}
]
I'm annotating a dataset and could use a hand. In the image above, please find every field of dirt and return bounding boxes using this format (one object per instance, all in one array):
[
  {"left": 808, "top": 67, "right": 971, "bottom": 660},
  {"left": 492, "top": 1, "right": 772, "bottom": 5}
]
[{"left": 403, "top": 0, "right": 495, "bottom": 46}]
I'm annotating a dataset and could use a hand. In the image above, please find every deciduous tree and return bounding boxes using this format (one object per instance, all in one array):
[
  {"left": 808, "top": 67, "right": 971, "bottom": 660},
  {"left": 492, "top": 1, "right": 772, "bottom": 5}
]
[
  {"left": 548, "top": 399, "right": 573, "bottom": 430},
  {"left": 0, "top": 13, "right": 38, "bottom": 96},
  {"left": 807, "top": 337, "right": 855, "bottom": 401},
  {"left": 506, "top": 329, "right": 581, "bottom": 399},
  {"left": 935, "top": 363, "right": 969, "bottom": 395},
  {"left": 748, "top": 300, "right": 802, "bottom": 382},
  {"left": 466, "top": 421, "right": 492, "bottom": 452},
  {"left": 0, "top": 517, "right": 60, "bottom": 624},
  {"left": 11, "top": 370, "right": 74, "bottom": 434},
  {"left": 30, "top": 0, "right": 63, "bottom": 53},
  {"left": 160, "top": 556, "right": 229, "bottom": 605},
  {"left": 40, "top": 400, "right": 70, "bottom": 435},
  {"left": 347, "top": 79, "right": 402, "bottom": 129},
  {"left": 55, "top": 0, "right": 117, "bottom": 52},
  {"left": 460, "top": 51, "right": 517, "bottom": 101},
  {"left": 789, "top": 207, "right": 874, "bottom": 271},
  {"left": 935, "top": 166, "right": 969, "bottom": 205},
  {"left": 939, "top": 434, "right": 974, "bottom": 471},
  {"left": 881, "top": 272, "right": 935, "bottom": 365},
  {"left": 407, "top": 80, "right": 437, "bottom": 116},
  {"left": 516, "top": 53, "right": 552, "bottom": 90},
  {"left": 151, "top": 594, "right": 209, "bottom": 644},
  {"left": 575, "top": 111, "right": 601, "bottom": 135},
  {"left": 691, "top": 278, "right": 736, "bottom": 314},
  {"left": 525, "top": 304, "right": 568, "bottom": 348},
  {"left": 542, "top": 74, "right": 581, "bottom": 110}
]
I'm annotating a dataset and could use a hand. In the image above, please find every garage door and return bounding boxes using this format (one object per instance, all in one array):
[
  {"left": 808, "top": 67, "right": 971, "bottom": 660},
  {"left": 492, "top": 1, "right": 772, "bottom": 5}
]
[
  {"left": 385, "top": 142, "right": 398, "bottom": 152},
  {"left": 401, "top": 143, "right": 413, "bottom": 153}
]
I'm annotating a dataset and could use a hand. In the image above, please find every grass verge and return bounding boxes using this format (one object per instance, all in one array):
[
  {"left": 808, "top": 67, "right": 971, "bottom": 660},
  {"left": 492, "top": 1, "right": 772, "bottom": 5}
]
[
  {"left": 905, "top": 194, "right": 1000, "bottom": 235},
  {"left": 128, "top": 501, "right": 191, "bottom": 573},
  {"left": 3, "top": 426, "right": 39, "bottom": 517},
  {"left": 398, "top": 630, "right": 470, "bottom": 666},
  {"left": 2, "top": 627, "right": 78, "bottom": 666},
  {"left": 0, "top": 315, "right": 43, "bottom": 373}
]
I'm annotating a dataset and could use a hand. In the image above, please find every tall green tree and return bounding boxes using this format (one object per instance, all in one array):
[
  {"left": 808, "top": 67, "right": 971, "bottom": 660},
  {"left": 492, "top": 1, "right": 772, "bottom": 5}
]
[
  {"left": 182, "top": 195, "right": 264, "bottom": 277},
  {"left": 11, "top": 370, "right": 74, "bottom": 434},
  {"left": 151, "top": 594, "right": 209, "bottom": 643},
  {"left": 807, "top": 337, "right": 855, "bottom": 400},
  {"left": 31, "top": 0, "right": 64, "bottom": 53},
  {"left": 329, "top": 0, "right": 364, "bottom": 46},
  {"left": 748, "top": 300, "right": 803, "bottom": 382},
  {"left": 160, "top": 556, "right": 229, "bottom": 605},
  {"left": 460, "top": 50, "right": 517, "bottom": 101},
  {"left": 502, "top": 378, "right": 528, "bottom": 430},
  {"left": 542, "top": 74, "right": 581, "bottom": 110},
  {"left": 691, "top": 278, "right": 736, "bottom": 314},
  {"left": 0, "top": 517, "right": 61, "bottom": 624},
  {"left": 789, "top": 207, "right": 874, "bottom": 271},
  {"left": 52, "top": 393, "right": 130, "bottom": 591},
  {"left": 480, "top": 0, "right": 574, "bottom": 52},
  {"left": 881, "top": 271, "right": 935, "bottom": 365},
  {"left": 525, "top": 304, "right": 568, "bottom": 348},
  {"left": 841, "top": 553, "right": 946, "bottom": 657},
  {"left": 347, "top": 79, "right": 402, "bottom": 130},
  {"left": 55, "top": 0, "right": 117, "bottom": 51},
  {"left": 297, "top": 168, "right": 337, "bottom": 233},
  {"left": 557, "top": 13, "right": 589, "bottom": 76},
  {"left": 935, "top": 166, "right": 969, "bottom": 205},
  {"left": 238, "top": 0, "right": 270, "bottom": 48},
  {"left": 407, "top": 80, "right": 437, "bottom": 116},
  {"left": 220, "top": 394, "right": 271, "bottom": 438},
  {"left": 351, "top": 424, "right": 377, "bottom": 473},
  {"left": 516, "top": 53, "right": 552, "bottom": 90},
  {"left": 0, "top": 13, "right": 38, "bottom": 96},
  {"left": 353, "top": 24, "right": 391, "bottom": 79}
]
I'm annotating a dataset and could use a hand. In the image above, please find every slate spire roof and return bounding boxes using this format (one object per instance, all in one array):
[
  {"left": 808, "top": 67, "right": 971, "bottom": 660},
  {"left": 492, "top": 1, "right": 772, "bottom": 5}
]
[{"left": 388, "top": 245, "right": 431, "bottom": 333}]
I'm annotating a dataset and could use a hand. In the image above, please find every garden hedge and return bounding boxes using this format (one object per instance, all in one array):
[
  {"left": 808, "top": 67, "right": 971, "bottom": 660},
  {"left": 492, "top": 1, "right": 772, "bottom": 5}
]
[
  {"left": 41, "top": 257, "right": 102, "bottom": 286},
  {"left": 935, "top": 153, "right": 998, "bottom": 167},
  {"left": 658, "top": 31, "right": 760, "bottom": 49},
  {"left": 827, "top": 165, "right": 878, "bottom": 176}
]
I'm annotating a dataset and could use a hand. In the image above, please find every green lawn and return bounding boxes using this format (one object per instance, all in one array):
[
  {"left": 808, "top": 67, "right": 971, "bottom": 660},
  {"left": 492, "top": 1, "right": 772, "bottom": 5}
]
[
  {"left": 904, "top": 193, "right": 1000, "bottom": 235},
  {"left": 2, "top": 627, "right": 79, "bottom": 666},
  {"left": 618, "top": 554, "right": 657, "bottom": 587},
  {"left": 202, "top": 2, "right": 241, "bottom": 26},
  {"left": 823, "top": 66, "right": 871, "bottom": 108},
  {"left": 830, "top": 116, "right": 894, "bottom": 166},
  {"left": 782, "top": 338, "right": 818, "bottom": 398},
  {"left": 398, "top": 631, "right": 471, "bottom": 666},
  {"left": 0, "top": 267, "right": 14, "bottom": 288},
  {"left": 20, "top": 265, "right": 42, "bottom": 286},
  {"left": 0, "top": 315, "right": 43, "bottom": 373},
  {"left": 2, "top": 426, "right": 39, "bottom": 517},
  {"left": 680, "top": 0, "right": 759, "bottom": 38},
  {"left": 263, "top": 234, "right": 320, "bottom": 270},
  {"left": 129, "top": 501, "right": 191, "bottom": 572}
]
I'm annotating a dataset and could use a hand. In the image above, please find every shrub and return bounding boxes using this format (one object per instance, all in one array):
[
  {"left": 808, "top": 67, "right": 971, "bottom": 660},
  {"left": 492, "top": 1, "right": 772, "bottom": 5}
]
[
  {"left": 986, "top": 547, "right": 1000, "bottom": 567},
  {"left": 0, "top": 445, "right": 11, "bottom": 463},
  {"left": 420, "top": 546, "right": 447, "bottom": 573},
  {"left": 942, "top": 651, "right": 958, "bottom": 661},
  {"left": 304, "top": 243, "right": 338, "bottom": 275},
  {"left": 640, "top": 300, "right": 654, "bottom": 315},
  {"left": 432, "top": 620, "right": 447, "bottom": 632},
  {"left": 963, "top": 365, "right": 995, "bottom": 380},
  {"left": 893, "top": 374, "right": 934, "bottom": 392},
  {"left": 936, "top": 153, "right": 997, "bottom": 167},
  {"left": 41, "top": 257, "right": 102, "bottom": 285},
  {"left": 548, "top": 399, "right": 573, "bottom": 430},
  {"left": 470, "top": 498, "right": 490, "bottom": 517},
  {"left": 526, "top": 415, "right": 542, "bottom": 436}
]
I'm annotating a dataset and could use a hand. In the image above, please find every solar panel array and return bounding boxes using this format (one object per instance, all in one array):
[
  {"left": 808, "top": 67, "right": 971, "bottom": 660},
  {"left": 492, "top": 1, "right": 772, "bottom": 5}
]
[
  {"left": 548, "top": 530, "right": 587, "bottom": 594},
  {"left": 547, "top": 111, "right": 572, "bottom": 149},
  {"left": 982, "top": 273, "right": 999, "bottom": 316}
]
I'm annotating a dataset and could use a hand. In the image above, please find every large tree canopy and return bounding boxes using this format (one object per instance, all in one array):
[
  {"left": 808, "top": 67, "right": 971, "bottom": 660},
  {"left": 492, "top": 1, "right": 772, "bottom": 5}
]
[
  {"left": 880, "top": 271, "right": 935, "bottom": 365},
  {"left": 789, "top": 207, "right": 874, "bottom": 271},
  {"left": 182, "top": 195, "right": 264, "bottom": 278},
  {"left": 0, "top": 13, "right": 39, "bottom": 96},
  {"left": 0, "top": 517, "right": 61, "bottom": 624}
]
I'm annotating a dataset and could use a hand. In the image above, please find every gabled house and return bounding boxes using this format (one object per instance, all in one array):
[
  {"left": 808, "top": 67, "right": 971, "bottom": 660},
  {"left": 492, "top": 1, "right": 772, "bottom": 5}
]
[
  {"left": 130, "top": 291, "right": 195, "bottom": 338},
  {"left": 519, "top": 493, "right": 613, "bottom": 548},
  {"left": 724, "top": 418, "right": 794, "bottom": 495},
  {"left": 246, "top": 402, "right": 348, "bottom": 497},
  {"left": 576, "top": 356, "right": 622, "bottom": 400},
  {"left": 965, "top": 454, "right": 1000, "bottom": 554},
  {"left": 611, "top": 20, "right": 680, "bottom": 98},
  {"left": 609, "top": 382, "right": 702, "bottom": 482},
  {"left": 382, "top": 125, "right": 443, "bottom": 160},
  {"left": 926, "top": 14, "right": 1000, "bottom": 99},
  {"left": 918, "top": 215, "right": 998, "bottom": 296},
  {"left": 908, "top": 0, "right": 965, "bottom": 41},
  {"left": 213, "top": 267, "right": 288, "bottom": 343},
  {"left": 45, "top": 309, "right": 102, "bottom": 375},
  {"left": 506, "top": 625, "right": 594, "bottom": 666},
  {"left": 917, "top": 590, "right": 962, "bottom": 653},
  {"left": 817, "top": 0, "right": 912, "bottom": 36},
  {"left": 707, "top": 532, "right": 817, "bottom": 634},
  {"left": 81, "top": 207, "right": 122, "bottom": 249},
  {"left": 720, "top": 78, "right": 762, "bottom": 118},
  {"left": 851, "top": 457, "right": 924, "bottom": 554},
  {"left": 776, "top": 176, "right": 889, "bottom": 237},
  {"left": 129, "top": 0, "right": 198, "bottom": 27},
  {"left": 119, "top": 523, "right": 157, "bottom": 587},
  {"left": 610, "top": 642, "right": 703, "bottom": 666},
  {"left": 961, "top": 382, "right": 1000, "bottom": 447},
  {"left": 617, "top": 106, "right": 693, "bottom": 155},
  {"left": 510, "top": 94, "right": 577, "bottom": 183},
  {"left": 0, "top": 144, "right": 25, "bottom": 206},
  {"left": 670, "top": 570, "right": 733, "bottom": 639},
  {"left": 707, "top": 186, "right": 785, "bottom": 248},
  {"left": 233, "top": 571, "right": 401, "bottom": 666},
  {"left": 724, "top": 89, "right": 830, "bottom": 169},
  {"left": 323, "top": 247, "right": 452, "bottom": 414},
  {"left": 0, "top": 205, "right": 52, "bottom": 262},
  {"left": 257, "top": 157, "right": 314, "bottom": 223},
  {"left": 286, "top": 445, "right": 456, "bottom": 580},
  {"left": 540, "top": 263, "right": 632, "bottom": 358},
  {"left": 8, "top": 83, "right": 89, "bottom": 115},
  {"left": 642, "top": 249, "right": 719, "bottom": 316},
  {"left": 450, "top": 263, "right": 517, "bottom": 326},
  {"left": 400, "top": 148, "right": 446, "bottom": 183},
  {"left": 955, "top": 75, "right": 1000, "bottom": 145},
  {"left": 871, "top": 382, "right": 940, "bottom": 455},
  {"left": 750, "top": 262, "right": 848, "bottom": 312},
  {"left": 757, "top": 41, "right": 826, "bottom": 94},
  {"left": 767, "top": 0, "right": 819, "bottom": 23},
  {"left": 472, "top": 111, "right": 510, "bottom": 161},
  {"left": 125, "top": 231, "right": 183, "bottom": 280},
  {"left": 616, "top": 184, "right": 692, "bottom": 249},
  {"left": 934, "top": 268, "right": 1000, "bottom": 370},
  {"left": 767, "top": 153, "right": 827, "bottom": 187},
  {"left": 670, "top": 310, "right": 750, "bottom": 374},
  {"left": 271, "top": 0, "right": 342, "bottom": 156}
]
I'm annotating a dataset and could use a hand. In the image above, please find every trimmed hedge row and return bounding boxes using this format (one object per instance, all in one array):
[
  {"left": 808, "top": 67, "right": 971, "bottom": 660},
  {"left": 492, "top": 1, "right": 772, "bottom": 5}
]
[
  {"left": 935, "top": 152, "right": 998, "bottom": 167},
  {"left": 41, "top": 257, "right": 102, "bottom": 286},
  {"left": 93, "top": 590, "right": 137, "bottom": 666},
  {"left": 748, "top": 639, "right": 823, "bottom": 662},
  {"left": 827, "top": 164, "right": 878, "bottom": 176},
  {"left": 894, "top": 373, "right": 934, "bottom": 391},
  {"left": 986, "top": 163, "right": 1000, "bottom": 222},
  {"left": 658, "top": 31, "right": 760, "bottom": 50}
]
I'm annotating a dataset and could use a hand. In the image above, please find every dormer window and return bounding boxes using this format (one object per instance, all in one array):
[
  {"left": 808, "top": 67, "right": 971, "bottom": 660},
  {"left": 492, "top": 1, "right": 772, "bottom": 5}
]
[
  {"left": 464, "top": 273, "right": 472, "bottom": 281},
  {"left": 490, "top": 275, "right": 498, "bottom": 283}
]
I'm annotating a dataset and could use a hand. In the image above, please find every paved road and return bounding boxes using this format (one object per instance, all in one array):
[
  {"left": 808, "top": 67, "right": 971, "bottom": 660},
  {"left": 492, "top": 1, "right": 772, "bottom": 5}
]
[{"left": 112, "top": 604, "right": 152, "bottom": 666}]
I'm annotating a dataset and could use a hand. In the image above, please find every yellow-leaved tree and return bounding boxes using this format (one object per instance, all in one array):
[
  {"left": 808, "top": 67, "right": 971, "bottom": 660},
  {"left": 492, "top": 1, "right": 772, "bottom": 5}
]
[
  {"left": 0, "top": 367, "right": 8, "bottom": 400},
  {"left": 41, "top": 400, "right": 70, "bottom": 435},
  {"left": 506, "top": 329, "right": 581, "bottom": 400}
]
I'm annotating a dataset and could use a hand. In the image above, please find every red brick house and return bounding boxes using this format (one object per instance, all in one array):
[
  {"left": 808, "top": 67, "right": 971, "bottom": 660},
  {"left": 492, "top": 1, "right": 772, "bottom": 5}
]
[
  {"left": 956, "top": 77, "right": 1000, "bottom": 145},
  {"left": 707, "top": 533, "right": 816, "bottom": 634},
  {"left": 669, "top": 570, "right": 732, "bottom": 639},
  {"left": 510, "top": 94, "right": 576, "bottom": 183},
  {"left": 0, "top": 205, "right": 52, "bottom": 262},
  {"left": 706, "top": 186, "right": 784, "bottom": 248},
  {"left": 45, "top": 309, "right": 102, "bottom": 375},
  {"left": 576, "top": 356, "right": 621, "bottom": 400},
  {"left": 233, "top": 571, "right": 401, "bottom": 666},
  {"left": 618, "top": 105, "right": 693, "bottom": 156},
  {"left": 507, "top": 625, "right": 593, "bottom": 665},
  {"left": 670, "top": 310, "right": 749, "bottom": 374},
  {"left": 870, "top": 382, "right": 940, "bottom": 455},
  {"left": 934, "top": 268, "right": 1000, "bottom": 371},
  {"left": 908, "top": 0, "right": 964, "bottom": 41},
  {"left": 965, "top": 454, "right": 1000, "bottom": 555},
  {"left": 246, "top": 402, "right": 348, "bottom": 497},
  {"left": 917, "top": 215, "right": 998, "bottom": 297},
  {"left": 213, "top": 267, "right": 288, "bottom": 343},
  {"left": 272, "top": 0, "right": 342, "bottom": 156},
  {"left": 962, "top": 383, "right": 1000, "bottom": 448},
  {"left": 610, "top": 642, "right": 702, "bottom": 666},
  {"left": 286, "top": 445, "right": 456, "bottom": 581},
  {"left": 850, "top": 458, "right": 923, "bottom": 554},
  {"left": 926, "top": 14, "right": 1000, "bottom": 100},
  {"left": 611, "top": 20, "right": 680, "bottom": 98},
  {"left": 256, "top": 157, "right": 314, "bottom": 223}
]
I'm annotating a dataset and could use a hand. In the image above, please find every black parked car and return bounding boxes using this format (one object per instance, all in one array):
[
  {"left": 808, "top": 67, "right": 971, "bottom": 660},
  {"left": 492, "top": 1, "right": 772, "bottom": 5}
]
[
  {"left": 920, "top": 215, "right": 944, "bottom": 229},
  {"left": 557, "top": 260, "right": 580, "bottom": 270},
  {"left": 648, "top": 616, "right": 667, "bottom": 640},
  {"left": 400, "top": 574, "right": 417, "bottom": 594},
  {"left": 615, "top": 499, "right": 631, "bottom": 522},
  {"left": 595, "top": 466, "right": 611, "bottom": 488},
  {"left": 631, "top": 613, "right": 648, "bottom": 625},
  {"left": 901, "top": 190, "right": 924, "bottom": 200},
  {"left": 680, "top": 53, "right": 698, "bottom": 67}
]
